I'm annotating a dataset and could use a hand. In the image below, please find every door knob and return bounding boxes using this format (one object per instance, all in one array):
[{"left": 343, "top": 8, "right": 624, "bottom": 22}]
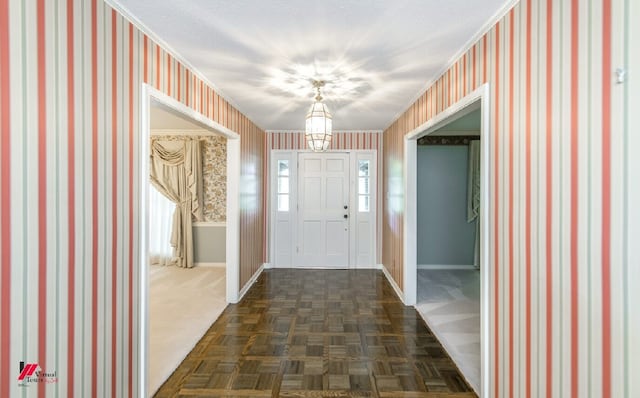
[
  {"left": 344, "top": 205, "right": 348, "bottom": 209},
  {"left": 344, "top": 214, "right": 348, "bottom": 219}
]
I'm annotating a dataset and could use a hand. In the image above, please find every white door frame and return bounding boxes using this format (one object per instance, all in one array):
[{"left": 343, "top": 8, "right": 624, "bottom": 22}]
[
  {"left": 269, "top": 150, "right": 297, "bottom": 268},
  {"left": 403, "top": 83, "right": 490, "bottom": 397},
  {"left": 138, "top": 84, "right": 241, "bottom": 398},
  {"left": 269, "top": 149, "right": 377, "bottom": 269},
  {"left": 349, "top": 151, "right": 377, "bottom": 268}
]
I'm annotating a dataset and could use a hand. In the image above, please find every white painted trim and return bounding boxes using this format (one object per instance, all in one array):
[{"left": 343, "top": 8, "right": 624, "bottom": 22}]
[
  {"left": 403, "top": 135, "right": 417, "bottom": 307},
  {"left": 386, "top": 0, "right": 518, "bottom": 129},
  {"left": 105, "top": 0, "right": 260, "bottom": 128},
  {"left": 195, "top": 262, "right": 226, "bottom": 268},
  {"left": 417, "top": 264, "right": 477, "bottom": 270},
  {"left": 139, "top": 84, "right": 241, "bottom": 398},
  {"left": 147, "top": 87, "right": 240, "bottom": 139},
  {"left": 226, "top": 138, "right": 241, "bottom": 304},
  {"left": 405, "top": 94, "right": 482, "bottom": 140},
  {"left": 263, "top": 263, "right": 274, "bottom": 269},
  {"left": 378, "top": 264, "right": 405, "bottom": 303},
  {"left": 138, "top": 86, "right": 151, "bottom": 398},
  {"left": 377, "top": 139, "right": 383, "bottom": 265},
  {"left": 237, "top": 264, "right": 265, "bottom": 302},
  {"left": 479, "top": 86, "right": 491, "bottom": 398},
  {"left": 404, "top": 83, "right": 490, "bottom": 398},
  {"left": 192, "top": 221, "right": 227, "bottom": 227}
]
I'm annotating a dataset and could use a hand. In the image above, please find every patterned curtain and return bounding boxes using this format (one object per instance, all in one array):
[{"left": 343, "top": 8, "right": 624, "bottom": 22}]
[{"left": 149, "top": 138, "right": 203, "bottom": 268}]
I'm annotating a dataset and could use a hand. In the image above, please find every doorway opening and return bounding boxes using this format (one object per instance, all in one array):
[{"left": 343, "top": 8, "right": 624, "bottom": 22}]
[
  {"left": 139, "top": 85, "right": 240, "bottom": 397},
  {"left": 403, "top": 84, "right": 490, "bottom": 397}
]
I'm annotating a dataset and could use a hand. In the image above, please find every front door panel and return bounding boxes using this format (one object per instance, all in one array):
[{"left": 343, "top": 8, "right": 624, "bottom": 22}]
[{"left": 297, "top": 153, "right": 350, "bottom": 267}]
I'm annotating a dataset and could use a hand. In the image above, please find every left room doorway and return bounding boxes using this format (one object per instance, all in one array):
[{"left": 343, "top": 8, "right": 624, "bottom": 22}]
[
  {"left": 147, "top": 103, "right": 228, "bottom": 395},
  {"left": 139, "top": 85, "right": 241, "bottom": 398}
]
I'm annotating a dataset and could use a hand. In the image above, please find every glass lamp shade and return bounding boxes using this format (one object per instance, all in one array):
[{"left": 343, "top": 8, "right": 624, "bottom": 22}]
[{"left": 305, "top": 100, "right": 332, "bottom": 152}]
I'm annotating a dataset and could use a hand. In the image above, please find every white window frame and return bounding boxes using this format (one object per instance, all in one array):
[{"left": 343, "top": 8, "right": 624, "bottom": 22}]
[{"left": 269, "top": 151, "right": 296, "bottom": 267}]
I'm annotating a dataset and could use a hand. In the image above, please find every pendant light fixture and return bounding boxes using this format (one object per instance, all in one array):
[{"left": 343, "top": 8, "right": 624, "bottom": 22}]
[{"left": 305, "top": 80, "right": 332, "bottom": 152}]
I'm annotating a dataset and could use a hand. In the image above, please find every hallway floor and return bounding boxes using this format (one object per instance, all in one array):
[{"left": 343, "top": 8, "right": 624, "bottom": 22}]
[
  {"left": 154, "top": 269, "right": 476, "bottom": 397},
  {"left": 416, "top": 269, "right": 481, "bottom": 393},
  {"left": 149, "top": 264, "right": 226, "bottom": 395}
]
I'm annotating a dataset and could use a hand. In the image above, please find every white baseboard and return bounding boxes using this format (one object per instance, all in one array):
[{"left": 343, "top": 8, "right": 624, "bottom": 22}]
[
  {"left": 237, "top": 264, "right": 265, "bottom": 302},
  {"left": 195, "top": 262, "right": 226, "bottom": 268},
  {"left": 417, "top": 264, "right": 476, "bottom": 270},
  {"left": 378, "top": 264, "right": 405, "bottom": 304},
  {"left": 263, "top": 263, "right": 274, "bottom": 269}
]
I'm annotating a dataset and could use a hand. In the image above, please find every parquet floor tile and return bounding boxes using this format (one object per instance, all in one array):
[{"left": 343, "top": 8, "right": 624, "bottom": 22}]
[{"left": 154, "top": 269, "right": 476, "bottom": 398}]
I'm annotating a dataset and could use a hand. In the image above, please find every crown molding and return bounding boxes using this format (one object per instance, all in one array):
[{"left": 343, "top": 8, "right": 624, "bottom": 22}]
[
  {"left": 105, "top": 0, "right": 265, "bottom": 131},
  {"left": 384, "top": 0, "right": 520, "bottom": 131}
]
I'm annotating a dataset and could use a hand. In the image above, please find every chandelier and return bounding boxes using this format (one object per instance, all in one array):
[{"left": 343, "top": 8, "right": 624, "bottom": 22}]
[{"left": 305, "top": 80, "right": 332, "bottom": 152}]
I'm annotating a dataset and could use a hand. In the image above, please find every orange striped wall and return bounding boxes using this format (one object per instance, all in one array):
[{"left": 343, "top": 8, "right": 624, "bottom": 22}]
[
  {"left": 382, "top": 0, "right": 638, "bottom": 397},
  {"left": 240, "top": 124, "right": 265, "bottom": 287},
  {"left": 0, "top": 1, "right": 264, "bottom": 397}
]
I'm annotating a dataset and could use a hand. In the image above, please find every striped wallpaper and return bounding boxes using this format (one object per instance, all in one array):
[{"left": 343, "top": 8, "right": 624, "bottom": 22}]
[
  {"left": 0, "top": 1, "right": 264, "bottom": 397},
  {"left": 382, "top": 0, "right": 638, "bottom": 397}
]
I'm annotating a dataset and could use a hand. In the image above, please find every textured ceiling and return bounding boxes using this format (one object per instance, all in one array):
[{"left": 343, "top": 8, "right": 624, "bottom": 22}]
[{"left": 115, "top": 0, "right": 510, "bottom": 131}]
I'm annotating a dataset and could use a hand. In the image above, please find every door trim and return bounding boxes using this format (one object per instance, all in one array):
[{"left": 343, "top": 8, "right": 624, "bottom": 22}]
[
  {"left": 403, "top": 83, "right": 490, "bottom": 397},
  {"left": 139, "top": 84, "right": 241, "bottom": 398}
]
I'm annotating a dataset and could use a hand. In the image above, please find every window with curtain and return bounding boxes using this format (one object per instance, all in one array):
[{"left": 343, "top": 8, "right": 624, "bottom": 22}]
[
  {"left": 149, "top": 138, "right": 203, "bottom": 267},
  {"left": 149, "top": 183, "right": 175, "bottom": 265}
]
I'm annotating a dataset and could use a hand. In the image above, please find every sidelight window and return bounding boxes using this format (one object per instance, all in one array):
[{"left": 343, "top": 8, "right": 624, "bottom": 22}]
[
  {"left": 277, "top": 160, "right": 290, "bottom": 211},
  {"left": 358, "top": 160, "right": 370, "bottom": 212}
]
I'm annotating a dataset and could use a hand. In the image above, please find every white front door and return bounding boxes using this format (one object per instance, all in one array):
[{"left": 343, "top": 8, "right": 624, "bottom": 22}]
[{"left": 297, "top": 153, "right": 350, "bottom": 267}]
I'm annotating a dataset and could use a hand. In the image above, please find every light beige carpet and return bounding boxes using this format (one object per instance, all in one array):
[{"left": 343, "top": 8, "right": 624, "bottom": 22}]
[
  {"left": 416, "top": 268, "right": 481, "bottom": 394},
  {"left": 148, "top": 264, "right": 226, "bottom": 396}
]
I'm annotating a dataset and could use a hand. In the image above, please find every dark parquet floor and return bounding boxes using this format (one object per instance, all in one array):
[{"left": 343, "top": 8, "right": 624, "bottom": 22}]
[{"left": 154, "top": 269, "right": 477, "bottom": 398}]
